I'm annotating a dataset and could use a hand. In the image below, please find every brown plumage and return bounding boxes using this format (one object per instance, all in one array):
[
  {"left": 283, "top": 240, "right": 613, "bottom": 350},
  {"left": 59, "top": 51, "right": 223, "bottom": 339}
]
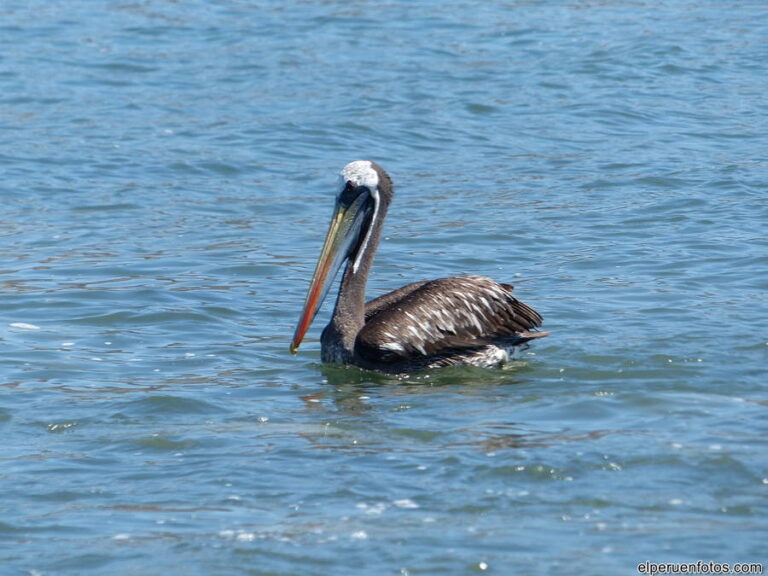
[{"left": 291, "top": 161, "right": 548, "bottom": 373}]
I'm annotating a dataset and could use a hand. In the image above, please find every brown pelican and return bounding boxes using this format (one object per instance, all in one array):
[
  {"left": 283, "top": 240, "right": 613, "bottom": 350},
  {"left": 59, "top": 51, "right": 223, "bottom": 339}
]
[{"left": 290, "top": 160, "right": 548, "bottom": 373}]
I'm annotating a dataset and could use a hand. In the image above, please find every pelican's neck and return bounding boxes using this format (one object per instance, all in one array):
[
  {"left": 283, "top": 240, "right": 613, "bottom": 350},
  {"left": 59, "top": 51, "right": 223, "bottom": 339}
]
[{"left": 321, "top": 203, "right": 387, "bottom": 363}]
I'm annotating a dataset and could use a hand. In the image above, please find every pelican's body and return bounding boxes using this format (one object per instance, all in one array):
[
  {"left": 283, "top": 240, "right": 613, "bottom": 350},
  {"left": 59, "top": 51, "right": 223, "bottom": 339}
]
[{"left": 291, "top": 161, "right": 547, "bottom": 374}]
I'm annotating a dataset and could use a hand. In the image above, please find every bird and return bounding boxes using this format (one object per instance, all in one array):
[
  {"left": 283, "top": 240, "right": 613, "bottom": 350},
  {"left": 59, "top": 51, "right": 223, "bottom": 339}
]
[{"left": 290, "top": 160, "right": 548, "bottom": 374}]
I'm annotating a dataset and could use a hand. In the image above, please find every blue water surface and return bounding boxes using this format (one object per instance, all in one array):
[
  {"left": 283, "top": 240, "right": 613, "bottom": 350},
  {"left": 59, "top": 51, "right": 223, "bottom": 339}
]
[{"left": 1, "top": 1, "right": 767, "bottom": 575}]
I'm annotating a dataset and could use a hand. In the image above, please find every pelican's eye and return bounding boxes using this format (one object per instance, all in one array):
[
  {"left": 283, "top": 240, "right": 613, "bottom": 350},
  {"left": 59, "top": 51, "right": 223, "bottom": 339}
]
[{"left": 339, "top": 182, "right": 370, "bottom": 206}]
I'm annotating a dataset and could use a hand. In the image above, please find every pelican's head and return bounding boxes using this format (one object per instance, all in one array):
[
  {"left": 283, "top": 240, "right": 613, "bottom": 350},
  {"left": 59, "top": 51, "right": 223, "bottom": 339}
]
[{"left": 290, "top": 161, "right": 390, "bottom": 354}]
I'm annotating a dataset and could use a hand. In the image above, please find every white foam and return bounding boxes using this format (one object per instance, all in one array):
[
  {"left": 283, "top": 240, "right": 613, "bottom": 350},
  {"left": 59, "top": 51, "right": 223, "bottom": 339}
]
[{"left": 9, "top": 322, "right": 40, "bottom": 331}]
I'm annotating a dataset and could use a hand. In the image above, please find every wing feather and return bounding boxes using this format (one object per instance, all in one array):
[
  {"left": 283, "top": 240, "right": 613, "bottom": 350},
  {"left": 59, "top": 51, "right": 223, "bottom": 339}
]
[
  {"left": 364, "top": 280, "right": 430, "bottom": 321},
  {"left": 356, "top": 275, "right": 543, "bottom": 364}
]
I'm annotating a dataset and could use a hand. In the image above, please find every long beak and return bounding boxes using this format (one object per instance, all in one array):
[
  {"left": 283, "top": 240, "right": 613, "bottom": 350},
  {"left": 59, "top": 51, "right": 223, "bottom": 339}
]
[{"left": 290, "top": 192, "right": 371, "bottom": 354}]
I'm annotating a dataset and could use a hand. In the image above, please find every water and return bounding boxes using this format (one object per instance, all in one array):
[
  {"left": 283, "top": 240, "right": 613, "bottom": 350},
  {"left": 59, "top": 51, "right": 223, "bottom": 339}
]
[{"left": 2, "top": 1, "right": 767, "bottom": 574}]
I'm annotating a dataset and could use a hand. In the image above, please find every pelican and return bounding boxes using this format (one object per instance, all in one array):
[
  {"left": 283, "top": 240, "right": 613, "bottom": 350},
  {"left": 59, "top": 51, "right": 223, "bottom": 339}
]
[{"left": 290, "top": 160, "right": 548, "bottom": 373}]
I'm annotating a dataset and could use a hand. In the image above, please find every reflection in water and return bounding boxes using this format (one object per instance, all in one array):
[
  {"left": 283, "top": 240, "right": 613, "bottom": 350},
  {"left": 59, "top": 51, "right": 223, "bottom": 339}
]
[
  {"left": 462, "top": 427, "right": 631, "bottom": 452},
  {"left": 295, "top": 362, "right": 622, "bottom": 456},
  {"left": 314, "top": 361, "right": 537, "bottom": 417},
  {"left": 318, "top": 361, "right": 535, "bottom": 390}
]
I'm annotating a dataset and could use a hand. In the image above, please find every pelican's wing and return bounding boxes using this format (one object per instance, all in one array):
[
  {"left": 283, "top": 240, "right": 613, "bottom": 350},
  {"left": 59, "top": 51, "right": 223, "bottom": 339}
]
[
  {"left": 356, "top": 275, "right": 544, "bottom": 364},
  {"left": 364, "top": 280, "right": 430, "bottom": 321}
]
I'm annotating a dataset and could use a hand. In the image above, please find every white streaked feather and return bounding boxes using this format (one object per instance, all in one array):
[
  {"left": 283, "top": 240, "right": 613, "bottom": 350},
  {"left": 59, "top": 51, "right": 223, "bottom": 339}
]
[{"left": 380, "top": 341, "right": 405, "bottom": 352}]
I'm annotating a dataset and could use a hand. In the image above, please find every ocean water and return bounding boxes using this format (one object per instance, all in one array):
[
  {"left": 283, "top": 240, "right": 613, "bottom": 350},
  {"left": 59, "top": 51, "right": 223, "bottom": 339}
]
[{"left": 1, "top": 1, "right": 766, "bottom": 574}]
